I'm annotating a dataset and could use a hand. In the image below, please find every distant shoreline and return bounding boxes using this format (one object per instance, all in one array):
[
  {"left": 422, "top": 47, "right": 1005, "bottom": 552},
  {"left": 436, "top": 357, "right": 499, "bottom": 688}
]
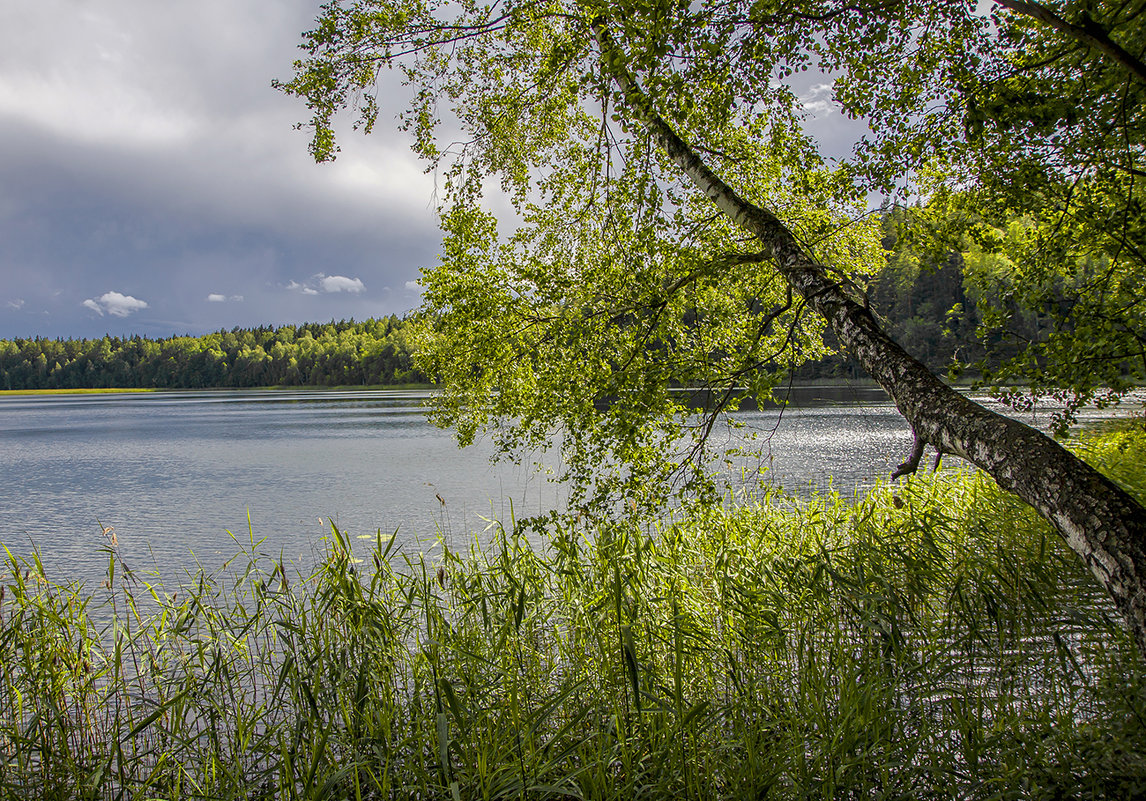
[{"left": 0, "top": 383, "right": 438, "bottom": 396}]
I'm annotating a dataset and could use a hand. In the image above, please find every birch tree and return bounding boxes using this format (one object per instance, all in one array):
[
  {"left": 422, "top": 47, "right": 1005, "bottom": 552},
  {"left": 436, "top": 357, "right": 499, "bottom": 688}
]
[{"left": 277, "top": 0, "right": 1146, "bottom": 654}]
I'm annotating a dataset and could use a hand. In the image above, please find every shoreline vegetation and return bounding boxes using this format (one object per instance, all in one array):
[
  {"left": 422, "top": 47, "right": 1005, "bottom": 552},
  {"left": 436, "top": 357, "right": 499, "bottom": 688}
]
[
  {"left": 2, "top": 313, "right": 1141, "bottom": 402},
  {"left": 1, "top": 426, "right": 1143, "bottom": 798},
  {"left": 3, "top": 318, "right": 1140, "bottom": 403}
]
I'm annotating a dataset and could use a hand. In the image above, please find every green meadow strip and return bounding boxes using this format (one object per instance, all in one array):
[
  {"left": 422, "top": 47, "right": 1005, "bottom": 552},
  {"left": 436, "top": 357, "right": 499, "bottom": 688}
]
[{"left": 0, "top": 427, "right": 1143, "bottom": 799}]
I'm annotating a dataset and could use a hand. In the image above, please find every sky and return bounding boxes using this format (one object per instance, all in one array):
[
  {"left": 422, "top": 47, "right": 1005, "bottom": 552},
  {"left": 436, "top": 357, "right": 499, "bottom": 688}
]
[{"left": 0, "top": 1, "right": 856, "bottom": 342}]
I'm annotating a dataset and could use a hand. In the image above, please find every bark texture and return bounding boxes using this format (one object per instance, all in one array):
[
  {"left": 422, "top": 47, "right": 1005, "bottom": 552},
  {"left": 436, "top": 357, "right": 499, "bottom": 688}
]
[{"left": 594, "top": 18, "right": 1146, "bottom": 658}]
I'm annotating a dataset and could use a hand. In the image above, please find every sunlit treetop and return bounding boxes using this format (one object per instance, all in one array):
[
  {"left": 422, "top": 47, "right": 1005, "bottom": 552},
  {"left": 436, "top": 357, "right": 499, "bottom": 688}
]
[{"left": 277, "top": 0, "right": 1146, "bottom": 510}]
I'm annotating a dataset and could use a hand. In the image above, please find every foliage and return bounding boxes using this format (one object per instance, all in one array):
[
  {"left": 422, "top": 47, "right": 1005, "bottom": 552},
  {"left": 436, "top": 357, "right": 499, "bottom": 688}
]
[
  {"left": 798, "top": 206, "right": 987, "bottom": 382},
  {"left": 895, "top": 185, "right": 1146, "bottom": 435},
  {"left": 0, "top": 428, "right": 1143, "bottom": 799},
  {"left": 277, "top": 0, "right": 1146, "bottom": 507},
  {"left": 849, "top": 0, "right": 1146, "bottom": 431},
  {"left": 0, "top": 317, "right": 427, "bottom": 391},
  {"left": 278, "top": 0, "right": 899, "bottom": 511}
]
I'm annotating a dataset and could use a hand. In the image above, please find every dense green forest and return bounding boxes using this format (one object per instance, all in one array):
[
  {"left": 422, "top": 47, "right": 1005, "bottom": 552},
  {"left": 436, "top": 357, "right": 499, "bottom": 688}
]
[
  {"left": 794, "top": 212, "right": 985, "bottom": 381},
  {"left": 2, "top": 206, "right": 1139, "bottom": 394},
  {"left": 0, "top": 316, "right": 427, "bottom": 390},
  {"left": 0, "top": 220, "right": 1001, "bottom": 392}
]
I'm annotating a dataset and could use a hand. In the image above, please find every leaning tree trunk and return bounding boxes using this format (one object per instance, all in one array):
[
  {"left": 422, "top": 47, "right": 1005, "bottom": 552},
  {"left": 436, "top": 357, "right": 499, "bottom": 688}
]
[{"left": 594, "top": 18, "right": 1146, "bottom": 658}]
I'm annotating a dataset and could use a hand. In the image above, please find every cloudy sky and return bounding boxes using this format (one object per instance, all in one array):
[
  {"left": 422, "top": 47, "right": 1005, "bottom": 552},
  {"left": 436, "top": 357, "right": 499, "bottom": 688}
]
[
  {"left": 0, "top": 0, "right": 443, "bottom": 340},
  {"left": 0, "top": 1, "right": 855, "bottom": 341}
]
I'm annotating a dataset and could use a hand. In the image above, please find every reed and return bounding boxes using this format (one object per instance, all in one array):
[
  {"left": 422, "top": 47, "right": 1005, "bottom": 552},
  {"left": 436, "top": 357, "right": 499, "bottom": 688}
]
[{"left": 0, "top": 428, "right": 1143, "bottom": 799}]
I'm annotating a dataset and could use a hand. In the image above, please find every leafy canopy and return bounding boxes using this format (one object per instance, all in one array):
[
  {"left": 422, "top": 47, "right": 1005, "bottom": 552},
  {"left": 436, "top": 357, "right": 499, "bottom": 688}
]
[{"left": 278, "top": 0, "right": 1145, "bottom": 507}]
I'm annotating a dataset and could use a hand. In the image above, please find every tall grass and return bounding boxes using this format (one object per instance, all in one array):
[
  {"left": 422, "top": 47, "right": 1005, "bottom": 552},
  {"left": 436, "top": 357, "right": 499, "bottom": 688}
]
[{"left": 1, "top": 428, "right": 1144, "bottom": 799}]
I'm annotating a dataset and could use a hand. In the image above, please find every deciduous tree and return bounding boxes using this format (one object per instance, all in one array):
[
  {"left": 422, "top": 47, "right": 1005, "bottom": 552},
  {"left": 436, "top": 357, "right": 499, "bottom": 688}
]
[{"left": 277, "top": 0, "right": 1146, "bottom": 654}]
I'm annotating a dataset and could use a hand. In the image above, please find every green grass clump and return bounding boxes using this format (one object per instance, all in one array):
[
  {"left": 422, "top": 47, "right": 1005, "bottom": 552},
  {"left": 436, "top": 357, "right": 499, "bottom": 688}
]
[{"left": 0, "top": 429, "right": 1144, "bottom": 799}]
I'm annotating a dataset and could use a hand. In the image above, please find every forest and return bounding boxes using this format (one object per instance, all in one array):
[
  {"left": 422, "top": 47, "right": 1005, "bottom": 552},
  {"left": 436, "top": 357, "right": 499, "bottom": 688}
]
[
  {"left": 0, "top": 315, "right": 427, "bottom": 390},
  {"left": 0, "top": 210, "right": 1078, "bottom": 393}
]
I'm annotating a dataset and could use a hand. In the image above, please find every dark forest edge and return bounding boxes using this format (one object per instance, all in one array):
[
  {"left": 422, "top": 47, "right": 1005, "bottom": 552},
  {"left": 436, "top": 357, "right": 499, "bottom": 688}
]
[{"left": 0, "top": 316, "right": 430, "bottom": 390}]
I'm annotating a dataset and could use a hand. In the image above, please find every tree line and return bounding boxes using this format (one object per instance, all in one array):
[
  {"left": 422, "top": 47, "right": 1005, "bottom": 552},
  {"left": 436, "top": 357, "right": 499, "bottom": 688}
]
[
  {"left": 0, "top": 317, "right": 427, "bottom": 390},
  {"left": 3, "top": 207, "right": 1135, "bottom": 393}
]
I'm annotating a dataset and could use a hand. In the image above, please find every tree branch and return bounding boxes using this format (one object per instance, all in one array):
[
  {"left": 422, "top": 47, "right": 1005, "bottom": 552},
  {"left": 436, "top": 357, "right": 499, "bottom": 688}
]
[
  {"left": 891, "top": 429, "right": 926, "bottom": 480},
  {"left": 996, "top": 0, "right": 1146, "bottom": 85}
]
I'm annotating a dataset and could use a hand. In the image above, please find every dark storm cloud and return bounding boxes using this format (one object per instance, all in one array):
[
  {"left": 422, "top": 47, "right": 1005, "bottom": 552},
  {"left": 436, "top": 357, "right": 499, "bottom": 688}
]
[
  {"left": 0, "top": 0, "right": 438, "bottom": 339},
  {"left": 0, "top": 1, "right": 871, "bottom": 340},
  {"left": 0, "top": 110, "right": 437, "bottom": 339}
]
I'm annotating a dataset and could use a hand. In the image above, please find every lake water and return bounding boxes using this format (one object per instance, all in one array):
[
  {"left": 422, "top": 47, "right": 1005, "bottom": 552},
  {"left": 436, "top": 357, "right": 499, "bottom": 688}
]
[{"left": 0, "top": 386, "right": 1135, "bottom": 587}]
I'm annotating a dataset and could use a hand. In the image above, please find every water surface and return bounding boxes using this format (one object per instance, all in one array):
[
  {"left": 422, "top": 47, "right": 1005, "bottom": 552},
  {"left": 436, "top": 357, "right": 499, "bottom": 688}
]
[{"left": 0, "top": 385, "right": 1134, "bottom": 587}]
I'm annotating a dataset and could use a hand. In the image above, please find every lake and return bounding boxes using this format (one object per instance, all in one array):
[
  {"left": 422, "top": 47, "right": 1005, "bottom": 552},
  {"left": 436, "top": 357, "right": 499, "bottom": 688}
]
[{"left": 0, "top": 385, "right": 1134, "bottom": 587}]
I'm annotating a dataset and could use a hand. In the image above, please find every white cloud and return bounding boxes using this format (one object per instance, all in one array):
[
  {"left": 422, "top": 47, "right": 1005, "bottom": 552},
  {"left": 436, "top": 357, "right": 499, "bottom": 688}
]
[
  {"left": 229, "top": 294, "right": 243, "bottom": 302},
  {"left": 799, "top": 83, "right": 837, "bottom": 117},
  {"left": 83, "top": 291, "right": 148, "bottom": 317},
  {"left": 6, "top": 299, "right": 24, "bottom": 309},
  {"left": 404, "top": 280, "right": 422, "bottom": 292},
  {"left": 319, "top": 274, "right": 365, "bottom": 294},
  {"left": 206, "top": 293, "right": 227, "bottom": 302},
  {"left": 288, "top": 274, "right": 366, "bottom": 296},
  {"left": 287, "top": 280, "right": 319, "bottom": 296}
]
